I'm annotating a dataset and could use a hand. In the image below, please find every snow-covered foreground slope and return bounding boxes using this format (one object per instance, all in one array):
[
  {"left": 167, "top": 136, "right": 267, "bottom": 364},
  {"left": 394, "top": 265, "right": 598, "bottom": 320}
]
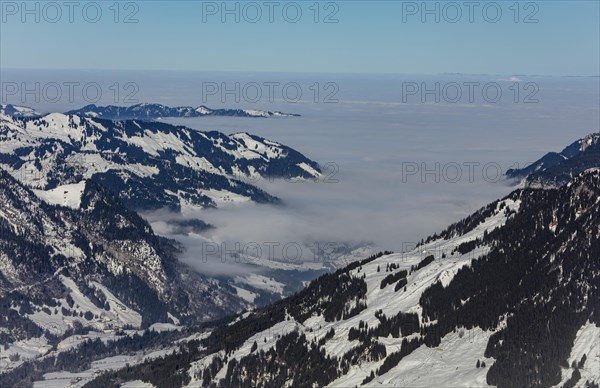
[
  {"left": 0, "top": 110, "right": 320, "bottom": 212},
  {"left": 76, "top": 170, "right": 600, "bottom": 388},
  {"left": 330, "top": 327, "right": 496, "bottom": 388}
]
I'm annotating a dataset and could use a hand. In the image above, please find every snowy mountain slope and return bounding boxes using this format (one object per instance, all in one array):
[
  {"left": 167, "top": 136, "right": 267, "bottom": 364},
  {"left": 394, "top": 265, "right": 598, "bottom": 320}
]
[
  {"left": 65, "top": 103, "right": 300, "bottom": 120},
  {"left": 32, "top": 182, "right": 87, "bottom": 209},
  {"left": 0, "top": 112, "right": 320, "bottom": 211},
  {"left": 85, "top": 169, "right": 600, "bottom": 388},
  {"left": 0, "top": 169, "right": 246, "bottom": 360},
  {"left": 506, "top": 132, "right": 600, "bottom": 188}
]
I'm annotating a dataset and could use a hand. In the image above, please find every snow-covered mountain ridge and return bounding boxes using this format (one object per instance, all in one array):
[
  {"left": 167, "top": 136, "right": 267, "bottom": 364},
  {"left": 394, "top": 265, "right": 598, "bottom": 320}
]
[
  {"left": 0, "top": 111, "right": 320, "bottom": 211},
  {"left": 506, "top": 132, "right": 600, "bottom": 188}
]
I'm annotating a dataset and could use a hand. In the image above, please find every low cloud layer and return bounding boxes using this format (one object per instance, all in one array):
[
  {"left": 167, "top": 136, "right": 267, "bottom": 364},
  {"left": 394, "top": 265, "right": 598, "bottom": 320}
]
[{"left": 142, "top": 75, "right": 598, "bottom": 277}]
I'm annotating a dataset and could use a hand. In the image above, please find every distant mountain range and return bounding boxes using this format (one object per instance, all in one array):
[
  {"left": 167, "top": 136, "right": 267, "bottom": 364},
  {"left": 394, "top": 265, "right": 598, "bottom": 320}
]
[
  {"left": 65, "top": 103, "right": 301, "bottom": 119},
  {"left": 506, "top": 132, "right": 600, "bottom": 188},
  {"left": 1, "top": 103, "right": 300, "bottom": 120}
]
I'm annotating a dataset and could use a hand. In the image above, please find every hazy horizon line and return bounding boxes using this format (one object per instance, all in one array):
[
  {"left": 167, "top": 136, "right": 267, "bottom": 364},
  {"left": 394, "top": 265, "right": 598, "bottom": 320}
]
[{"left": 2, "top": 67, "right": 599, "bottom": 78}]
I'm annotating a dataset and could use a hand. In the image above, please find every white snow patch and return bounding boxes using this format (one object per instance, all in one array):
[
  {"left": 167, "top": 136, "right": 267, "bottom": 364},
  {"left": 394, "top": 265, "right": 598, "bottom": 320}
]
[
  {"left": 233, "top": 285, "right": 258, "bottom": 303},
  {"left": 120, "top": 381, "right": 156, "bottom": 388},
  {"left": 234, "top": 273, "right": 285, "bottom": 295},
  {"left": 33, "top": 181, "right": 86, "bottom": 209}
]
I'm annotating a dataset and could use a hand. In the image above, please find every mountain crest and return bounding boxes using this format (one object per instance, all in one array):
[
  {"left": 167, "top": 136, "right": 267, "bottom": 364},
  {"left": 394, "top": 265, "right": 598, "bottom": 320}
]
[
  {"left": 506, "top": 131, "right": 600, "bottom": 188},
  {"left": 0, "top": 112, "right": 320, "bottom": 211}
]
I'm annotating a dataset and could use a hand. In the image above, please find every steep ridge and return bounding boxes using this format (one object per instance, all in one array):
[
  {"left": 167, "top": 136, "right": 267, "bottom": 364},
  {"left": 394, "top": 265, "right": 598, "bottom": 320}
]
[
  {"left": 0, "top": 168, "right": 246, "bottom": 349},
  {"left": 506, "top": 132, "right": 600, "bottom": 188}
]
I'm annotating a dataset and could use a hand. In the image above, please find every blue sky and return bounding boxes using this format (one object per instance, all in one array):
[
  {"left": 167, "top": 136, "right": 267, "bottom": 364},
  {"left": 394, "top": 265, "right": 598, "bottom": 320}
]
[{"left": 1, "top": 0, "right": 599, "bottom": 75}]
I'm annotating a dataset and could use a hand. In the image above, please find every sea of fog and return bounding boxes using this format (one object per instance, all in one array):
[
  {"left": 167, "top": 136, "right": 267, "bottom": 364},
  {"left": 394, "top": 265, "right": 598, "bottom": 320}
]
[{"left": 2, "top": 70, "right": 599, "bottom": 274}]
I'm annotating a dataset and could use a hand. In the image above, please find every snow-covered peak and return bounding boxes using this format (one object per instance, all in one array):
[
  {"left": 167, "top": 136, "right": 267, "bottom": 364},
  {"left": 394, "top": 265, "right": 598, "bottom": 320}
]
[
  {"left": 506, "top": 131, "right": 600, "bottom": 188},
  {"left": 195, "top": 105, "right": 213, "bottom": 115},
  {"left": 580, "top": 132, "right": 600, "bottom": 152}
]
